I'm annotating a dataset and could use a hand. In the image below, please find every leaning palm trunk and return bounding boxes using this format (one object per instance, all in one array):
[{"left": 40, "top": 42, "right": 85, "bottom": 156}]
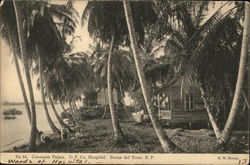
[
  {"left": 242, "top": 91, "right": 249, "bottom": 109},
  {"left": 48, "top": 93, "right": 73, "bottom": 132},
  {"left": 123, "top": 1, "right": 181, "bottom": 152},
  {"left": 218, "top": 2, "right": 250, "bottom": 145},
  {"left": 7, "top": 29, "right": 32, "bottom": 124},
  {"left": 107, "top": 33, "right": 125, "bottom": 141},
  {"left": 38, "top": 54, "right": 60, "bottom": 135},
  {"left": 72, "top": 100, "right": 81, "bottom": 121},
  {"left": 68, "top": 99, "right": 79, "bottom": 126},
  {"left": 73, "top": 101, "right": 81, "bottom": 116},
  {"left": 101, "top": 106, "right": 107, "bottom": 119},
  {"left": 60, "top": 100, "right": 67, "bottom": 111},
  {"left": 199, "top": 86, "right": 221, "bottom": 139},
  {"left": 13, "top": 1, "right": 37, "bottom": 151}
]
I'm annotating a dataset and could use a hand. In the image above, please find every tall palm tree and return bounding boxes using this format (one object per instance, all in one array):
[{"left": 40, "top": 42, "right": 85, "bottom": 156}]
[
  {"left": 123, "top": 1, "right": 182, "bottom": 152},
  {"left": 107, "top": 33, "right": 125, "bottom": 139},
  {"left": 0, "top": 1, "right": 32, "bottom": 124},
  {"left": 154, "top": 1, "right": 245, "bottom": 141},
  {"left": 154, "top": 1, "right": 249, "bottom": 147},
  {"left": 176, "top": 2, "right": 246, "bottom": 144},
  {"left": 82, "top": 2, "right": 127, "bottom": 141},
  {"left": 38, "top": 53, "right": 60, "bottom": 135},
  {"left": 218, "top": 2, "right": 250, "bottom": 145},
  {"left": 11, "top": 41, "right": 32, "bottom": 124},
  {"left": 26, "top": 0, "right": 78, "bottom": 135},
  {"left": 89, "top": 42, "right": 136, "bottom": 119},
  {"left": 13, "top": 0, "right": 37, "bottom": 151},
  {"left": 47, "top": 91, "right": 73, "bottom": 132},
  {"left": 82, "top": 1, "right": 157, "bottom": 142}
]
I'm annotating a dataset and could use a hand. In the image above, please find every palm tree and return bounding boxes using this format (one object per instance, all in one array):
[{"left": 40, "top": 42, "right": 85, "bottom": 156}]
[
  {"left": 82, "top": 2, "right": 127, "bottom": 141},
  {"left": 89, "top": 42, "right": 136, "bottom": 119},
  {"left": 38, "top": 53, "right": 60, "bottom": 135},
  {"left": 153, "top": 1, "right": 249, "bottom": 147},
  {"left": 13, "top": 0, "right": 37, "bottom": 151},
  {"left": 176, "top": 2, "right": 246, "bottom": 144},
  {"left": 107, "top": 33, "right": 125, "bottom": 139},
  {"left": 47, "top": 92, "right": 73, "bottom": 132},
  {"left": 218, "top": 2, "right": 250, "bottom": 145},
  {"left": 82, "top": 1, "right": 157, "bottom": 142},
  {"left": 26, "top": 0, "right": 78, "bottom": 135},
  {"left": 0, "top": 1, "right": 32, "bottom": 124},
  {"left": 59, "top": 100, "right": 67, "bottom": 111},
  {"left": 163, "top": 1, "right": 225, "bottom": 137},
  {"left": 11, "top": 42, "right": 32, "bottom": 124},
  {"left": 123, "top": 1, "right": 182, "bottom": 152}
]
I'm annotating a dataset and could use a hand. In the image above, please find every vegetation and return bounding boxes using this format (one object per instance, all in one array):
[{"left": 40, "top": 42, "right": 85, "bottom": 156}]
[{"left": 0, "top": 0, "right": 248, "bottom": 153}]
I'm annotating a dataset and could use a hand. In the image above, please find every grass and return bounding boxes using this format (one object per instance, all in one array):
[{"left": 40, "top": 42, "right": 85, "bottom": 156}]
[{"left": 8, "top": 117, "right": 249, "bottom": 153}]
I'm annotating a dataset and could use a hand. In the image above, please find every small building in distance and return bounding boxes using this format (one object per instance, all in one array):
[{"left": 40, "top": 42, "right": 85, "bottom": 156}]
[{"left": 97, "top": 88, "right": 118, "bottom": 105}]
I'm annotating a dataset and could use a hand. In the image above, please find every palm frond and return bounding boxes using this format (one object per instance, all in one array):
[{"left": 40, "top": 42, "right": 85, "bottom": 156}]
[
  {"left": 81, "top": 2, "right": 92, "bottom": 26},
  {"left": 49, "top": 4, "right": 78, "bottom": 26},
  {"left": 183, "top": 1, "right": 231, "bottom": 50}
]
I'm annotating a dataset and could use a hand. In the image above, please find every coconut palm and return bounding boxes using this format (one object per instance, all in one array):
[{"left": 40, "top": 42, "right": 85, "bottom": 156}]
[
  {"left": 26, "top": 0, "right": 78, "bottom": 135},
  {"left": 82, "top": 2, "right": 126, "bottom": 141},
  {"left": 218, "top": 2, "right": 250, "bottom": 145},
  {"left": 89, "top": 42, "right": 137, "bottom": 119},
  {"left": 82, "top": 0, "right": 158, "bottom": 142},
  {"left": 123, "top": 1, "right": 183, "bottom": 152},
  {"left": 0, "top": 1, "right": 32, "bottom": 124},
  {"left": 176, "top": 2, "right": 247, "bottom": 144},
  {"left": 38, "top": 54, "right": 60, "bottom": 135},
  {"left": 154, "top": 1, "right": 248, "bottom": 145},
  {"left": 13, "top": 0, "right": 37, "bottom": 151},
  {"left": 43, "top": 50, "right": 92, "bottom": 125},
  {"left": 153, "top": 1, "right": 234, "bottom": 138}
]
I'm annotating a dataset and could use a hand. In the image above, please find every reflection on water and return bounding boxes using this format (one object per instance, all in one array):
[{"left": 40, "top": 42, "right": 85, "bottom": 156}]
[{"left": 0, "top": 104, "right": 67, "bottom": 151}]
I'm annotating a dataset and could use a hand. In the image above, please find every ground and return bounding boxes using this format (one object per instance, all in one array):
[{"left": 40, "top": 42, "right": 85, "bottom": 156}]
[{"left": 8, "top": 117, "right": 249, "bottom": 153}]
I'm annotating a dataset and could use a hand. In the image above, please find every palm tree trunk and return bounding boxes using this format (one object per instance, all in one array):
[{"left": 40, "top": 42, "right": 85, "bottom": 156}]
[
  {"left": 199, "top": 86, "right": 221, "bottom": 139},
  {"left": 65, "top": 89, "right": 79, "bottom": 125},
  {"left": 73, "top": 101, "right": 79, "bottom": 112},
  {"left": 242, "top": 91, "right": 249, "bottom": 109},
  {"left": 38, "top": 53, "right": 60, "bottom": 135},
  {"left": 60, "top": 100, "right": 67, "bottom": 111},
  {"left": 101, "top": 105, "right": 107, "bottom": 119},
  {"left": 107, "top": 32, "right": 125, "bottom": 141},
  {"left": 68, "top": 98, "right": 79, "bottom": 126},
  {"left": 73, "top": 101, "right": 82, "bottom": 120},
  {"left": 123, "top": 1, "right": 181, "bottom": 152},
  {"left": 7, "top": 29, "right": 32, "bottom": 124},
  {"left": 48, "top": 93, "right": 73, "bottom": 132},
  {"left": 218, "top": 2, "right": 250, "bottom": 145},
  {"left": 13, "top": 54, "right": 32, "bottom": 123},
  {"left": 13, "top": 1, "right": 37, "bottom": 151}
]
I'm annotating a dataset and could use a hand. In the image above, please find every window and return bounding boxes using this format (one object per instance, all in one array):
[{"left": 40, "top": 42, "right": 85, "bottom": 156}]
[{"left": 185, "top": 93, "right": 194, "bottom": 110}]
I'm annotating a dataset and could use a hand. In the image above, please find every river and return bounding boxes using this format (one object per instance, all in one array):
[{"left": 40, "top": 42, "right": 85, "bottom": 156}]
[{"left": 0, "top": 104, "right": 68, "bottom": 151}]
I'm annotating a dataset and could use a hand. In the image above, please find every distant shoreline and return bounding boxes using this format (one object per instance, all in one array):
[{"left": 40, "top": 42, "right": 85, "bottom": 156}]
[{"left": 1, "top": 102, "right": 53, "bottom": 106}]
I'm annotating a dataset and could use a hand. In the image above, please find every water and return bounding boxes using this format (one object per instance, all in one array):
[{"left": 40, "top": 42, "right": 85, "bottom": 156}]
[{"left": 0, "top": 104, "right": 68, "bottom": 151}]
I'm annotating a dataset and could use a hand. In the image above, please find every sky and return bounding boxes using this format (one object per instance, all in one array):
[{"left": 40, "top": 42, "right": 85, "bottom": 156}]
[{"left": 0, "top": 0, "right": 92, "bottom": 102}]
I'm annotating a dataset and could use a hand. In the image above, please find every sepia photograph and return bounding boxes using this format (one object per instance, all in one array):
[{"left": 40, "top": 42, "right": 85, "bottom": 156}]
[{"left": 0, "top": 0, "right": 249, "bottom": 164}]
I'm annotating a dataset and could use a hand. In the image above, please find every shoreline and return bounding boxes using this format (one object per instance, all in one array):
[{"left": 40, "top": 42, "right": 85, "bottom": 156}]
[{"left": 1, "top": 139, "right": 29, "bottom": 152}]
